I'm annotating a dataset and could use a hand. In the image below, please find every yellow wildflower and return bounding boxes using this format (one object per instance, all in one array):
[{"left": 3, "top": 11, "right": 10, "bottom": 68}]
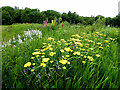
[
  {"left": 47, "top": 37, "right": 54, "bottom": 41},
  {"left": 63, "top": 66, "right": 66, "bottom": 69},
  {"left": 49, "top": 52, "right": 56, "bottom": 56},
  {"left": 40, "top": 63, "right": 46, "bottom": 67},
  {"left": 24, "top": 62, "right": 31, "bottom": 67},
  {"left": 31, "top": 57, "right": 35, "bottom": 59},
  {"left": 50, "top": 61, "right": 53, "bottom": 63},
  {"left": 32, "top": 63, "right": 35, "bottom": 65},
  {"left": 73, "top": 51, "right": 80, "bottom": 55},
  {"left": 67, "top": 62, "right": 70, "bottom": 64},
  {"left": 64, "top": 57, "right": 67, "bottom": 59},
  {"left": 42, "top": 58, "right": 50, "bottom": 62},
  {"left": 96, "top": 54, "right": 100, "bottom": 57},
  {"left": 36, "top": 55, "right": 39, "bottom": 57},
  {"left": 64, "top": 47, "right": 71, "bottom": 52},
  {"left": 31, "top": 69, "right": 34, "bottom": 72},
  {"left": 66, "top": 55, "right": 69, "bottom": 57},
  {"left": 35, "top": 49, "right": 39, "bottom": 51},
  {"left": 59, "top": 59, "right": 68, "bottom": 65},
  {"left": 41, "top": 55, "right": 45, "bottom": 58},
  {"left": 42, "top": 43, "right": 47, "bottom": 45},
  {"left": 82, "top": 61, "right": 86, "bottom": 64},
  {"left": 60, "top": 49, "right": 64, "bottom": 53},
  {"left": 32, "top": 52, "right": 41, "bottom": 55}
]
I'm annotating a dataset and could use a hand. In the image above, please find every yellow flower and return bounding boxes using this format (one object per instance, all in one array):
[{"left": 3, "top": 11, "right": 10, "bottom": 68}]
[
  {"left": 31, "top": 57, "right": 35, "bottom": 59},
  {"left": 47, "top": 37, "right": 54, "bottom": 41},
  {"left": 41, "top": 55, "right": 45, "bottom": 58},
  {"left": 27, "top": 62, "right": 31, "bottom": 67},
  {"left": 99, "top": 47, "right": 103, "bottom": 49},
  {"left": 65, "top": 43, "right": 68, "bottom": 45},
  {"left": 64, "top": 47, "right": 71, "bottom": 52},
  {"left": 41, "top": 53, "right": 45, "bottom": 55},
  {"left": 82, "top": 49, "right": 85, "bottom": 51},
  {"left": 89, "top": 48, "right": 93, "bottom": 50},
  {"left": 31, "top": 69, "right": 34, "bottom": 72},
  {"left": 60, "top": 49, "right": 64, "bottom": 53},
  {"left": 81, "top": 54, "right": 83, "bottom": 56},
  {"left": 87, "top": 56, "right": 94, "bottom": 61},
  {"left": 49, "top": 52, "right": 56, "bottom": 56},
  {"left": 97, "top": 42, "right": 101, "bottom": 45},
  {"left": 61, "top": 39, "right": 65, "bottom": 42},
  {"left": 73, "top": 51, "right": 80, "bottom": 55},
  {"left": 42, "top": 58, "right": 50, "bottom": 62},
  {"left": 84, "top": 56, "right": 86, "bottom": 58},
  {"left": 35, "top": 49, "right": 39, "bottom": 51},
  {"left": 42, "top": 43, "right": 47, "bottom": 45},
  {"left": 36, "top": 55, "right": 39, "bottom": 57},
  {"left": 32, "top": 52, "right": 41, "bottom": 55},
  {"left": 107, "top": 45, "right": 109, "bottom": 47},
  {"left": 50, "top": 61, "right": 53, "bottom": 63},
  {"left": 64, "top": 57, "right": 67, "bottom": 59},
  {"left": 96, "top": 32, "right": 99, "bottom": 34},
  {"left": 67, "top": 61, "right": 70, "bottom": 64},
  {"left": 32, "top": 63, "right": 35, "bottom": 65},
  {"left": 63, "top": 66, "right": 66, "bottom": 69},
  {"left": 66, "top": 55, "right": 69, "bottom": 57},
  {"left": 42, "top": 46, "right": 46, "bottom": 48},
  {"left": 70, "top": 50, "right": 73, "bottom": 52},
  {"left": 24, "top": 62, "right": 31, "bottom": 67},
  {"left": 82, "top": 61, "right": 86, "bottom": 64},
  {"left": 59, "top": 59, "right": 68, "bottom": 65},
  {"left": 40, "top": 63, "right": 46, "bottom": 67},
  {"left": 96, "top": 54, "right": 100, "bottom": 57},
  {"left": 24, "top": 64, "right": 27, "bottom": 68},
  {"left": 49, "top": 48, "right": 53, "bottom": 50},
  {"left": 76, "top": 46, "right": 78, "bottom": 48}
]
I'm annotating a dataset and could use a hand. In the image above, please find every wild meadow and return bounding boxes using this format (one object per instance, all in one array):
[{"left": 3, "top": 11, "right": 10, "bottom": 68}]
[{"left": 1, "top": 21, "right": 120, "bottom": 88}]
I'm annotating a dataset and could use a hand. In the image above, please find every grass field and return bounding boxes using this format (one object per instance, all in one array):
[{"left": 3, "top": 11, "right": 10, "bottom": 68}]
[{"left": 1, "top": 23, "right": 120, "bottom": 88}]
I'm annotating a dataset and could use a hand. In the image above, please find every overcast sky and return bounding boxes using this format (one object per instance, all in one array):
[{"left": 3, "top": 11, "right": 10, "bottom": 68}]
[{"left": 0, "top": 0, "right": 120, "bottom": 18}]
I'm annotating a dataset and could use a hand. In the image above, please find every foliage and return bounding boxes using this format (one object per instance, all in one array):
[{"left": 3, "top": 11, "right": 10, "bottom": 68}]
[
  {"left": 2, "top": 24, "right": 119, "bottom": 88},
  {"left": 1, "top": 6, "right": 120, "bottom": 27}
]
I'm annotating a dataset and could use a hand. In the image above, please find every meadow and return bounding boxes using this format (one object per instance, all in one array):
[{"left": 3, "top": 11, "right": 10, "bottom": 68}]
[{"left": 1, "top": 22, "right": 120, "bottom": 88}]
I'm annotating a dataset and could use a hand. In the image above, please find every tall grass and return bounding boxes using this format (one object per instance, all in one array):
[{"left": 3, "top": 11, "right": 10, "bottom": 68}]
[{"left": 2, "top": 23, "right": 119, "bottom": 88}]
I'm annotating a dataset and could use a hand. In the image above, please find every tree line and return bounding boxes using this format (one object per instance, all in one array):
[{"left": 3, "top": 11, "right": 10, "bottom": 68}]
[{"left": 1, "top": 6, "right": 120, "bottom": 27}]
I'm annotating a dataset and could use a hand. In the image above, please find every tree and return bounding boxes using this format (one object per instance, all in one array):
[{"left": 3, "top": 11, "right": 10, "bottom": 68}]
[
  {"left": 2, "top": 6, "right": 15, "bottom": 23},
  {"left": 2, "top": 10, "right": 13, "bottom": 25},
  {"left": 41, "top": 10, "right": 61, "bottom": 23}
]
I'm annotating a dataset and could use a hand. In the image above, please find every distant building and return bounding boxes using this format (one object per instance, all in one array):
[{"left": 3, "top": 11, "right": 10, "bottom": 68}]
[{"left": 118, "top": 1, "right": 120, "bottom": 15}]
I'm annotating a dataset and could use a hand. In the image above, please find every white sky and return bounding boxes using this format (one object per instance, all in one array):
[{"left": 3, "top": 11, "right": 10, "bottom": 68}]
[{"left": 0, "top": 0, "right": 120, "bottom": 18}]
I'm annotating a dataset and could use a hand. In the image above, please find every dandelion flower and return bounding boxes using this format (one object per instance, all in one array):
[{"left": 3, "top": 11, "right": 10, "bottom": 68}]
[
  {"left": 73, "top": 51, "right": 80, "bottom": 55},
  {"left": 64, "top": 57, "right": 67, "bottom": 59},
  {"left": 67, "top": 62, "right": 70, "bottom": 64},
  {"left": 66, "top": 55, "right": 69, "bottom": 57},
  {"left": 96, "top": 54, "right": 100, "bottom": 57},
  {"left": 31, "top": 57, "right": 35, "bottom": 59},
  {"left": 36, "top": 55, "right": 39, "bottom": 57},
  {"left": 63, "top": 66, "right": 66, "bottom": 69},
  {"left": 40, "top": 63, "right": 46, "bottom": 67},
  {"left": 32, "top": 63, "right": 35, "bottom": 65},
  {"left": 59, "top": 59, "right": 68, "bottom": 65},
  {"left": 49, "top": 52, "right": 56, "bottom": 56},
  {"left": 64, "top": 47, "right": 71, "bottom": 52},
  {"left": 31, "top": 69, "right": 34, "bottom": 72},
  {"left": 60, "top": 49, "right": 64, "bottom": 53},
  {"left": 82, "top": 61, "right": 86, "bottom": 64},
  {"left": 50, "top": 61, "right": 53, "bottom": 63},
  {"left": 42, "top": 58, "right": 50, "bottom": 62}
]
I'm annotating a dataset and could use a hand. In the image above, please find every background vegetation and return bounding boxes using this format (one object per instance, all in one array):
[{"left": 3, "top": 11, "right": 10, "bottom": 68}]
[{"left": 1, "top": 6, "right": 120, "bottom": 27}]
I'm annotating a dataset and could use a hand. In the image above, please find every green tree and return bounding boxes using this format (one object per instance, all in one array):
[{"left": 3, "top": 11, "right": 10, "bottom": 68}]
[{"left": 2, "top": 10, "right": 13, "bottom": 25}]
